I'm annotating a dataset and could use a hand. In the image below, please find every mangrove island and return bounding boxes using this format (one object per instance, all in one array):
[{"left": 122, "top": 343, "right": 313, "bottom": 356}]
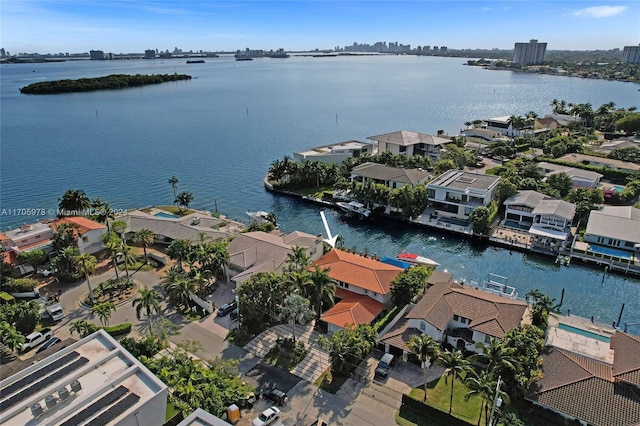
[{"left": 19, "top": 73, "right": 192, "bottom": 94}]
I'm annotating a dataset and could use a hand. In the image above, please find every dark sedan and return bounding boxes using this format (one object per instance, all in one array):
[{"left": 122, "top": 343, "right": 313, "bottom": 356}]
[{"left": 217, "top": 301, "right": 237, "bottom": 317}]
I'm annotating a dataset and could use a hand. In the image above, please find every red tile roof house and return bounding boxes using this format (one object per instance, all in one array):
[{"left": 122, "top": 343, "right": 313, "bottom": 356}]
[
  {"left": 526, "top": 331, "right": 640, "bottom": 426},
  {"left": 311, "top": 249, "right": 403, "bottom": 334},
  {"left": 51, "top": 216, "right": 107, "bottom": 255},
  {"left": 398, "top": 271, "right": 529, "bottom": 355}
]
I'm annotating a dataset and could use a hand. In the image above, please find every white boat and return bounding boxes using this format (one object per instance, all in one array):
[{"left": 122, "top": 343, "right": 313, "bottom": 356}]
[
  {"left": 247, "top": 211, "right": 270, "bottom": 223},
  {"left": 397, "top": 252, "right": 440, "bottom": 267},
  {"left": 335, "top": 201, "right": 371, "bottom": 218}
]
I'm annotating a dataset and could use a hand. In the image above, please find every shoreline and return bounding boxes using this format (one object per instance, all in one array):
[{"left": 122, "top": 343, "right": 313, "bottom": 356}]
[{"left": 264, "top": 178, "right": 640, "bottom": 278}]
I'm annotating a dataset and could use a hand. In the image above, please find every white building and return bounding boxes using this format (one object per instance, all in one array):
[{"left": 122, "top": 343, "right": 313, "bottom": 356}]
[
  {"left": 513, "top": 39, "right": 547, "bottom": 65},
  {"left": 53, "top": 216, "right": 107, "bottom": 254},
  {"left": 293, "top": 140, "right": 372, "bottom": 164},
  {"left": 427, "top": 170, "right": 500, "bottom": 220},
  {"left": 583, "top": 206, "right": 640, "bottom": 256},
  {"left": 0, "top": 329, "right": 168, "bottom": 426},
  {"left": 622, "top": 44, "right": 640, "bottom": 65},
  {"left": 178, "top": 408, "right": 232, "bottom": 426},
  {"left": 349, "top": 162, "right": 432, "bottom": 190},
  {"left": 367, "top": 130, "right": 451, "bottom": 161},
  {"left": 537, "top": 162, "right": 603, "bottom": 188}
]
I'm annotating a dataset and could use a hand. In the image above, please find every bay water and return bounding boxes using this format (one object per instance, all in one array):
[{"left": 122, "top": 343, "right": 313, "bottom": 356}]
[{"left": 1, "top": 55, "right": 639, "bottom": 333}]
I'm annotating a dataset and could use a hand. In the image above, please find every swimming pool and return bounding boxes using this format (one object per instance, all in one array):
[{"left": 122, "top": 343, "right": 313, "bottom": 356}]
[
  {"left": 439, "top": 217, "right": 471, "bottom": 228},
  {"left": 588, "top": 244, "right": 633, "bottom": 260},
  {"left": 613, "top": 185, "right": 626, "bottom": 193},
  {"left": 504, "top": 220, "right": 531, "bottom": 231},
  {"left": 557, "top": 323, "right": 611, "bottom": 343},
  {"left": 153, "top": 212, "right": 177, "bottom": 219}
]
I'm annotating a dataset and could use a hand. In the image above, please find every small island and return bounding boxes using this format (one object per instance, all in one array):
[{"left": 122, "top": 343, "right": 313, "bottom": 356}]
[{"left": 19, "top": 73, "right": 192, "bottom": 94}]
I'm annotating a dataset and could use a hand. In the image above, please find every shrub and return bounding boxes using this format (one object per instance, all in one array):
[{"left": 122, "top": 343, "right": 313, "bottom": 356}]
[
  {"left": 102, "top": 323, "right": 132, "bottom": 336},
  {"left": 1, "top": 278, "right": 39, "bottom": 294}
]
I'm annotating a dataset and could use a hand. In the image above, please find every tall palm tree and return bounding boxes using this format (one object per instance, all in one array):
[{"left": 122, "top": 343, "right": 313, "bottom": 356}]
[
  {"left": 0, "top": 321, "right": 25, "bottom": 352},
  {"left": 101, "top": 232, "right": 121, "bottom": 280},
  {"left": 465, "top": 371, "right": 509, "bottom": 426},
  {"left": 285, "top": 270, "right": 312, "bottom": 294},
  {"left": 306, "top": 266, "right": 335, "bottom": 319},
  {"left": 163, "top": 276, "right": 197, "bottom": 310},
  {"left": 471, "top": 337, "right": 516, "bottom": 377},
  {"left": 75, "top": 253, "right": 97, "bottom": 305},
  {"left": 92, "top": 301, "right": 116, "bottom": 327},
  {"left": 132, "top": 228, "right": 155, "bottom": 264},
  {"left": 440, "top": 349, "right": 471, "bottom": 414},
  {"left": 133, "top": 288, "right": 163, "bottom": 335},
  {"left": 69, "top": 319, "right": 98, "bottom": 338},
  {"left": 175, "top": 191, "right": 194, "bottom": 212},
  {"left": 90, "top": 198, "right": 115, "bottom": 225},
  {"left": 279, "top": 293, "right": 313, "bottom": 342},
  {"left": 406, "top": 334, "right": 441, "bottom": 402},
  {"left": 58, "top": 189, "right": 91, "bottom": 217},
  {"left": 119, "top": 242, "right": 135, "bottom": 283},
  {"left": 168, "top": 176, "right": 179, "bottom": 201}
]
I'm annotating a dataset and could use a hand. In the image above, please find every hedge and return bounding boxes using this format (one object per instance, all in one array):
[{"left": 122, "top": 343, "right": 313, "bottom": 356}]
[
  {"left": 1, "top": 278, "right": 38, "bottom": 293},
  {"left": 401, "top": 393, "right": 470, "bottom": 426},
  {"left": 102, "top": 323, "right": 132, "bottom": 337}
]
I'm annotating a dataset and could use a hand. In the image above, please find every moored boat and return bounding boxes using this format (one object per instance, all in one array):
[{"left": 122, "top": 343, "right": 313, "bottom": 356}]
[{"left": 397, "top": 252, "right": 440, "bottom": 267}]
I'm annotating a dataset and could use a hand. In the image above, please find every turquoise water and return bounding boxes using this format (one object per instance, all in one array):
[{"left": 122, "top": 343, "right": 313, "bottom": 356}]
[
  {"left": 589, "top": 244, "right": 634, "bottom": 260},
  {"left": 614, "top": 185, "right": 626, "bottom": 193},
  {"left": 557, "top": 323, "right": 611, "bottom": 343},
  {"left": 1, "top": 56, "right": 639, "bottom": 334},
  {"left": 153, "top": 212, "right": 177, "bottom": 219}
]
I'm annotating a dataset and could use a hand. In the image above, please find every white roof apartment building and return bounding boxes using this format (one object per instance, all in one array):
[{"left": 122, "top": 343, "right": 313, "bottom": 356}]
[{"left": 0, "top": 330, "right": 168, "bottom": 426}]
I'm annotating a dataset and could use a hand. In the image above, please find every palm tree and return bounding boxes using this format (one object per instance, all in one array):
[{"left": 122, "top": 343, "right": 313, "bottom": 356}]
[
  {"left": 75, "top": 253, "right": 97, "bottom": 305},
  {"left": 166, "top": 239, "right": 192, "bottom": 271},
  {"left": 306, "top": 266, "right": 335, "bottom": 319},
  {"left": 285, "top": 270, "right": 312, "bottom": 294},
  {"left": 175, "top": 191, "right": 194, "bottom": 212},
  {"left": 286, "top": 246, "right": 310, "bottom": 272},
  {"left": 168, "top": 176, "right": 179, "bottom": 201},
  {"left": 69, "top": 319, "right": 98, "bottom": 338},
  {"left": 119, "top": 242, "right": 135, "bottom": 283},
  {"left": 58, "top": 189, "right": 91, "bottom": 217},
  {"left": 0, "top": 321, "right": 25, "bottom": 352},
  {"left": 133, "top": 288, "right": 163, "bottom": 335},
  {"left": 132, "top": 228, "right": 155, "bottom": 264},
  {"left": 90, "top": 198, "right": 115, "bottom": 225},
  {"left": 279, "top": 293, "right": 313, "bottom": 342},
  {"left": 465, "top": 371, "right": 509, "bottom": 426},
  {"left": 110, "top": 219, "right": 127, "bottom": 239},
  {"left": 92, "top": 301, "right": 116, "bottom": 326},
  {"left": 163, "top": 276, "right": 197, "bottom": 309},
  {"left": 440, "top": 349, "right": 471, "bottom": 414},
  {"left": 101, "top": 232, "right": 121, "bottom": 280},
  {"left": 406, "top": 334, "right": 441, "bottom": 402},
  {"left": 471, "top": 337, "right": 516, "bottom": 377}
]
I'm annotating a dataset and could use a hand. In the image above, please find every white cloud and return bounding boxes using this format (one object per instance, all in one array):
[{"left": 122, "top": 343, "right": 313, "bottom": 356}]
[
  {"left": 569, "top": 5, "right": 627, "bottom": 18},
  {"left": 481, "top": 7, "right": 491, "bottom": 12}
]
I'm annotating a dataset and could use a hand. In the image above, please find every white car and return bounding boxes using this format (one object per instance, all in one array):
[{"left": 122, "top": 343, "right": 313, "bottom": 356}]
[{"left": 252, "top": 406, "right": 281, "bottom": 426}]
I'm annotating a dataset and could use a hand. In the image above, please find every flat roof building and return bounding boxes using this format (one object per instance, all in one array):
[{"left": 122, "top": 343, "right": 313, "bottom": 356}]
[
  {"left": 0, "top": 329, "right": 168, "bottom": 426},
  {"left": 513, "top": 39, "right": 547, "bottom": 65},
  {"left": 622, "top": 44, "right": 640, "bottom": 65}
]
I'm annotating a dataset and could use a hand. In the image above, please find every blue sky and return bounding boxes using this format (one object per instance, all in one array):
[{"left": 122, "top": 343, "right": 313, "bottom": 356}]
[{"left": 2, "top": 1, "right": 639, "bottom": 54}]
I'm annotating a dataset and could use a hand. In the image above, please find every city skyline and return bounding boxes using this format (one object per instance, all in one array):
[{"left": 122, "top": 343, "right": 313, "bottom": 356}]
[{"left": 1, "top": 1, "right": 639, "bottom": 54}]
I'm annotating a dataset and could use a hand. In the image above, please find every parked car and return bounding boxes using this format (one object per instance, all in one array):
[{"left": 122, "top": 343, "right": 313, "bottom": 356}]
[
  {"left": 252, "top": 406, "right": 280, "bottom": 426},
  {"left": 216, "top": 301, "right": 236, "bottom": 317},
  {"left": 375, "top": 353, "right": 395, "bottom": 378},
  {"left": 230, "top": 308, "right": 239, "bottom": 321},
  {"left": 36, "top": 337, "right": 61, "bottom": 354},
  {"left": 262, "top": 388, "right": 288, "bottom": 406},
  {"left": 21, "top": 328, "right": 52, "bottom": 352}
]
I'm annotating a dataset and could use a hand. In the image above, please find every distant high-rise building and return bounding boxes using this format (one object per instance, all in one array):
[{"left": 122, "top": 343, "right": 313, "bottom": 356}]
[
  {"left": 622, "top": 44, "right": 640, "bottom": 64},
  {"left": 89, "top": 49, "right": 105, "bottom": 60},
  {"left": 0, "top": 48, "right": 6, "bottom": 57},
  {"left": 513, "top": 39, "right": 547, "bottom": 65},
  {"left": 440, "top": 46, "right": 448, "bottom": 54},
  {"left": 144, "top": 49, "right": 156, "bottom": 59}
]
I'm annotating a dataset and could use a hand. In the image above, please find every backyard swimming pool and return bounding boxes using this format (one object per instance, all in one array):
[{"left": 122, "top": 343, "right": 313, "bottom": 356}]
[
  {"left": 504, "top": 220, "right": 531, "bottom": 231},
  {"left": 557, "top": 323, "right": 611, "bottom": 343},
  {"left": 588, "top": 244, "right": 634, "bottom": 261},
  {"left": 153, "top": 212, "right": 177, "bottom": 219}
]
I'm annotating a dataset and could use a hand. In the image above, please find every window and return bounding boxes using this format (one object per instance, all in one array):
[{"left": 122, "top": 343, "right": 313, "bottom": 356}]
[
  {"left": 453, "top": 315, "right": 459, "bottom": 322},
  {"left": 484, "top": 335, "right": 491, "bottom": 343},
  {"left": 420, "top": 322, "right": 426, "bottom": 331},
  {"left": 82, "top": 236, "right": 88, "bottom": 243},
  {"left": 399, "top": 146, "right": 407, "bottom": 153}
]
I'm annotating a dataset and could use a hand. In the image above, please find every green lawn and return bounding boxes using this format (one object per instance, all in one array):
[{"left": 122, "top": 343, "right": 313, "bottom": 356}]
[
  {"left": 155, "top": 205, "right": 196, "bottom": 216},
  {"left": 404, "top": 376, "right": 487, "bottom": 426}
]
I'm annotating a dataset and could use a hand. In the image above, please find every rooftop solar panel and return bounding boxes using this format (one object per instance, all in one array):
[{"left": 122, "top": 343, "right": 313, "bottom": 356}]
[
  {"left": 59, "top": 386, "right": 129, "bottom": 426},
  {"left": 85, "top": 393, "right": 140, "bottom": 426},
  {"left": 0, "top": 351, "right": 80, "bottom": 398}
]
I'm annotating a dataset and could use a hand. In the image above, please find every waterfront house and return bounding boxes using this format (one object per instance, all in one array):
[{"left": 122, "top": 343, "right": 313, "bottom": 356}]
[
  {"left": 426, "top": 170, "right": 500, "bottom": 220},
  {"left": 349, "top": 162, "right": 432, "bottom": 190},
  {"left": 557, "top": 153, "right": 640, "bottom": 174},
  {"left": 367, "top": 130, "right": 451, "bottom": 161},
  {"left": 461, "top": 127, "right": 504, "bottom": 142},
  {"left": 526, "top": 331, "right": 640, "bottom": 426},
  {"left": 118, "top": 209, "right": 240, "bottom": 244},
  {"left": 312, "top": 249, "right": 403, "bottom": 334},
  {"left": 293, "top": 140, "right": 372, "bottom": 164},
  {"left": 504, "top": 190, "right": 576, "bottom": 246},
  {"left": 537, "top": 162, "right": 603, "bottom": 188},
  {"left": 484, "top": 116, "right": 516, "bottom": 137},
  {"left": 537, "top": 114, "right": 580, "bottom": 130},
  {"left": 0, "top": 221, "right": 54, "bottom": 264},
  {"left": 226, "top": 230, "right": 323, "bottom": 286},
  {"left": 581, "top": 206, "right": 640, "bottom": 257},
  {"left": 382, "top": 271, "right": 528, "bottom": 356},
  {"left": 52, "top": 216, "right": 107, "bottom": 255}
]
